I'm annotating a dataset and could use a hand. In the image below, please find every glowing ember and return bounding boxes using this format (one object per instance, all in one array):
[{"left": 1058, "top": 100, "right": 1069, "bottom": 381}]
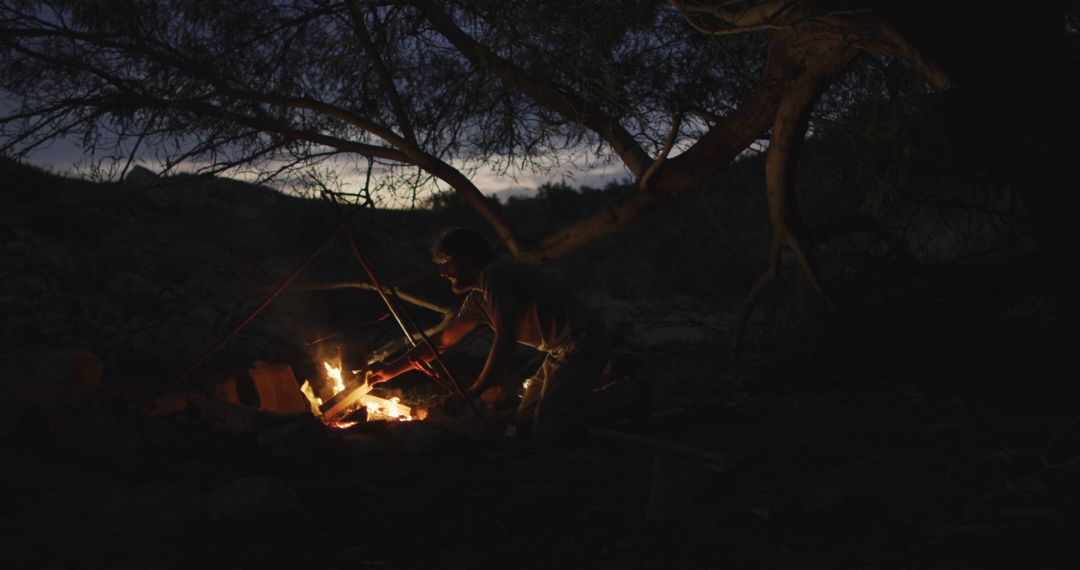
[{"left": 359, "top": 393, "right": 412, "bottom": 421}]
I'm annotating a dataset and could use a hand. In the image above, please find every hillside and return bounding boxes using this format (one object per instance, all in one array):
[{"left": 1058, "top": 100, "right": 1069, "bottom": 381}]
[{"left": 2, "top": 157, "right": 1076, "bottom": 569}]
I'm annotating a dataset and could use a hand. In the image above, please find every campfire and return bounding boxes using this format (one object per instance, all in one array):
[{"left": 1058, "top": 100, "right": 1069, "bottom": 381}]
[{"left": 300, "top": 357, "right": 417, "bottom": 428}]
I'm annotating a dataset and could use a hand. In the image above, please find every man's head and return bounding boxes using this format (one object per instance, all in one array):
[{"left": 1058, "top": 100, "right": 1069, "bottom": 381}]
[{"left": 432, "top": 227, "right": 494, "bottom": 294}]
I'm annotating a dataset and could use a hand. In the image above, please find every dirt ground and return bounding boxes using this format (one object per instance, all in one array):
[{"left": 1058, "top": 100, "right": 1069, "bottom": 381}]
[{"left": 3, "top": 344, "right": 1076, "bottom": 570}]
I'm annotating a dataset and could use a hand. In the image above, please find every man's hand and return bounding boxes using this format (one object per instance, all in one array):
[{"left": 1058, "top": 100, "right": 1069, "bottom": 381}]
[
  {"left": 367, "top": 365, "right": 393, "bottom": 386},
  {"left": 367, "top": 359, "right": 414, "bottom": 386},
  {"left": 431, "top": 388, "right": 482, "bottom": 417}
]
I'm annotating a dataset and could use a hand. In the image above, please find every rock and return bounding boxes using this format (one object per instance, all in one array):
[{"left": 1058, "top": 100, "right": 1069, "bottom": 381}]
[
  {"left": 646, "top": 452, "right": 719, "bottom": 525},
  {"left": 246, "top": 361, "right": 309, "bottom": 414},
  {"left": 800, "top": 485, "right": 846, "bottom": 518},
  {"left": 207, "top": 476, "right": 307, "bottom": 539},
  {"left": 4, "top": 240, "right": 32, "bottom": 254},
  {"left": 35, "top": 348, "right": 104, "bottom": 388},
  {"left": 145, "top": 183, "right": 214, "bottom": 209},
  {"left": 123, "top": 164, "right": 159, "bottom": 189},
  {"left": 194, "top": 400, "right": 260, "bottom": 433},
  {"left": 631, "top": 325, "right": 710, "bottom": 350},
  {"left": 140, "top": 390, "right": 199, "bottom": 416},
  {"left": 231, "top": 203, "right": 260, "bottom": 221},
  {"left": 209, "top": 376, "right": 242, "bottom": 404},
  {"left": 36, "top": 349, "right": 74, "bottom": 385},
  {"left": 337, "top": 432, "right": 391, "bottom": 457},
  {"left": 70, "top": 349, "right": 104, "bottom": 389},
  {"left": 388, "top": 421, "right": 448, "bottom": 454},
  {"left": 108, "top": 271, "right": 162, "bottom": 296},
  {"left": 258, "top": 420, "right": 327, "bottom": 463},
  {"left": 0, "top": 386, "right": 51, "bottom": 449}
]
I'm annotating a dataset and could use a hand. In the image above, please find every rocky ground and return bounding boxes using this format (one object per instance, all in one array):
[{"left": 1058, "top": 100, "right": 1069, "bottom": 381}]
[{"left": 2, "top": 160, "right": 1076, "bottom": 569}]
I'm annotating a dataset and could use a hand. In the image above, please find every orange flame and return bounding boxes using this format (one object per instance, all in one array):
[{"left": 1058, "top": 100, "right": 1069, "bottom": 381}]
[{"left": 299, "top": 359, "right": 415, "bottom": 425}]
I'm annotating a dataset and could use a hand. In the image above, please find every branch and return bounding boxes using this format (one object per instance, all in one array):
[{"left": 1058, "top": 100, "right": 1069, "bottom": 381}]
[
  {"left": 4, "top": 19, "right": 414, "bottom": 148},
  {"left": 674, "top": 0, "right": 794, "bottom": 28},
  {"left": 519, "top": 28, "right": 858, "bottom": 263},
  {"left": 639, "top": 112, "right": 682, "bottom": 190},
  {"left": 518, "top": 68, "right": 781, "bottom": 262},
  {"left": 346, "top": 0, "right": 418, "bottom": 146},
  {"left": 415, "top": 0, "right": 652, "bottom": 177},
  {"left": 4, "top": 18, "right": 524, "bottom": 255},
  {"left": 289, "top": 281, "right": 453, "bottom": 316}
]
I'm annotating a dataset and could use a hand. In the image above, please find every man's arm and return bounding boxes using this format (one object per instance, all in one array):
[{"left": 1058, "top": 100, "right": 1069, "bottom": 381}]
[
  {"left": 466, "top": 312, "right": 518, "bottom": 396},
  {"left": 368, "top": 317, "right": 479, "bottom": 384}
]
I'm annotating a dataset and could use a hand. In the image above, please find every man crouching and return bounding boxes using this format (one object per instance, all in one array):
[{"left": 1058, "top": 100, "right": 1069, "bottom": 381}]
[{"left": 368, "top": 227, "right": 630, "bottom": 441}]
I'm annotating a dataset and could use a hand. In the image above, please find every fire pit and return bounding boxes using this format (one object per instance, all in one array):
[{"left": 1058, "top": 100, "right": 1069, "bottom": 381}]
[{"left": 299, "top": 358, "right": 420, "bottom": 428}]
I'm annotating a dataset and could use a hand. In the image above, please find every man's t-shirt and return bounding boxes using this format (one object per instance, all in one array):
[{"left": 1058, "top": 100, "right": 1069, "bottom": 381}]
[{"left": 457, "top": 259, "right": 597, "bottom": 353}]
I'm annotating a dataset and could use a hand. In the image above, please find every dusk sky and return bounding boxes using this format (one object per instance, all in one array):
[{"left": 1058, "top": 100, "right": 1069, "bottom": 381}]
[{"left": 19, "top": 129, "right": 633, "bottom": 204}]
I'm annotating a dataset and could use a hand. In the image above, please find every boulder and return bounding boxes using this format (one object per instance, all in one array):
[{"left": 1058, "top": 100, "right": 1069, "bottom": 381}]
[
  {"left": 258, "top": 419, "right": 328, "bottom": 463},
  {"left": 246, "top": 361, "right": 308, "bottom": 414},
  {"left": 800, "top": 485, "right": 846, "bottom": 519},
  {"left": 35, "top": 348, "right": 105, "bottom": 389},
  {"left": 123, "top": 165, "right": 159, "bottom": 189},
  {"left": 209, "top": 376, "right": 242, "bottom": 405},
  {"left": 70, "top": 349, "right": 104, "bottom": 389}
]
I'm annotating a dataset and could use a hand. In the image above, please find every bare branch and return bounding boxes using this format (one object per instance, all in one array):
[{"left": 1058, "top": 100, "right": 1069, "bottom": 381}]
[
  {"left": 639, "top": 112, "right": 682, "bottom": 190},
  {"left": 346, "top": 0, "right": 418, "bottom": 146},
  {"left": 415, "top": 0, "right": 653, "bottom": 178},
  {"left": 289, "top": 281, "right": 453, "bottom": 316}
]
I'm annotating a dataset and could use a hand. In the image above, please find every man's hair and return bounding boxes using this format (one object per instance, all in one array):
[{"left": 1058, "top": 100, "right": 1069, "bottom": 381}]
[{"left": 432, "top": 227, "right": 495, "bottom": 265}]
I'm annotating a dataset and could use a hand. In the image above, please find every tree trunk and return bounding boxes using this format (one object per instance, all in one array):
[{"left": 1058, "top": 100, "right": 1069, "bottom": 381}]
[{"left": 733, "top": 33, "right": 856, "bottom": 346}]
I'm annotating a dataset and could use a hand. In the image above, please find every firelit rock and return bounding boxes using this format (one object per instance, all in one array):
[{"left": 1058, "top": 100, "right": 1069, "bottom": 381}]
[
  {"left": 245, "top": 361, "right": 308, "bottom": 414},
  {"left": 35, "top": 348, "right": 103, "bottom": 388}
]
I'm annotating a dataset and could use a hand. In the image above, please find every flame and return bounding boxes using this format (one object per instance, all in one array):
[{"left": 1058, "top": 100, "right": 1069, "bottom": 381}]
[
  {"left": 358, "top": 393, "right": 412, "bottom": 421},
  {"left": 323, "top": 361, "right": 346, "bottom": 394},
  {"left": 298, "top": 359, "right": 415, "bottom": 426},
  {"left": 300, "top": 380, "right": 323, "bottom": 416}
]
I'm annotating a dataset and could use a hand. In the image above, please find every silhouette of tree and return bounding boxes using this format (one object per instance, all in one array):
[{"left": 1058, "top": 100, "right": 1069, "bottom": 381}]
[{"left": 2, "top": 1, "right": 1073, "bottom": 339}]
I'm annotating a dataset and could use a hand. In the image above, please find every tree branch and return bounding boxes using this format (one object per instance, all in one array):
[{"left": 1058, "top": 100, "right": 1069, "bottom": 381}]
[
  {"left": 289, "top": 281, "right": 453, "bottom": 317},
  {"left": 346, "top": 0, "right": 418, "bottom": 146},
  {"left": 639, "top": 112, "right": 683, "bottom": 190},
  {"left": 415, "top": 0, "right": 653, "bottom": 178}
]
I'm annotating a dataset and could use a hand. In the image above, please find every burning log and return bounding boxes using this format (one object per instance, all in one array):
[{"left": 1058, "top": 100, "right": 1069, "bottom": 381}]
[
  {"left": 318, "top": 379, "right": 373, "bottom": 420},
  {"left": 302, "top": 359, "right": 415, "bottom": 425},
  {"left": 317, "top": 380, "right": 412, "bottom": 423}
]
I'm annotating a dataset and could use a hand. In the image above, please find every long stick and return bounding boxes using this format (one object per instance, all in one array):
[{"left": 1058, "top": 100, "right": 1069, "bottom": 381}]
[
  {"left": 587, "top": 426, "right": 732, "bottom": 471},
  {"left": 135, "top": 208, "right": 364, "bottom": 413},
  {"left": 320, "top": 192, "right": 487, "bottom": 428}
]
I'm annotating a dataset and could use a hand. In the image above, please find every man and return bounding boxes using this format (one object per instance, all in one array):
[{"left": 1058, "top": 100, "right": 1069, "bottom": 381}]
[{"left": 368, "top": 227, "right": 619, "bottom": 441}]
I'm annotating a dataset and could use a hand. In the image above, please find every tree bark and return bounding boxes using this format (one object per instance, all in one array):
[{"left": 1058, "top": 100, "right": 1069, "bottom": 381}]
[{"left": 733, "top": 33, "right": 856, "bottom": 346}]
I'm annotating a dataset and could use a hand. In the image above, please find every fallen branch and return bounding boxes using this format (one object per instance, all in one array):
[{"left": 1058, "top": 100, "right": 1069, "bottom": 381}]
[
  {"left": 289, "top": 281, "right": 453, "bottom": 317},
  {"left": 588, "top": 426, "right": 732, "bottom": 472}
]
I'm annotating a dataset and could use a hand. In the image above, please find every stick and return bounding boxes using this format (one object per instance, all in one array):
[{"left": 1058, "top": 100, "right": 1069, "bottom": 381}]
[
  {"left": 587, "top": 426, "right": 732, "bottom": 472},
  {"left": 320, "top": 191, "right": 488, "bottom": 429},
  {"left": 170, "top": 207, "right": 362, "bottom": 386}
]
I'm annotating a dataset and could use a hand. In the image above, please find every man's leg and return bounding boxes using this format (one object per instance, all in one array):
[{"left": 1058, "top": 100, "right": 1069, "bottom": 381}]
[
  {"left": 529, "top": 347, "right": 608, "bottom": 442},
  {"left": 512, "top": 358, "right": 550, "bottom": 436}
]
